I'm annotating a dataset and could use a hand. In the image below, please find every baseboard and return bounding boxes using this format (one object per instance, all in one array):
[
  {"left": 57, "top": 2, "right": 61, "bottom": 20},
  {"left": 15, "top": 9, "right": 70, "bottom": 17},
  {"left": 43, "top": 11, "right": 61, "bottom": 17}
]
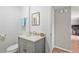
[{"left": 54, "top": 45, "right": 72, "bottom": 53}]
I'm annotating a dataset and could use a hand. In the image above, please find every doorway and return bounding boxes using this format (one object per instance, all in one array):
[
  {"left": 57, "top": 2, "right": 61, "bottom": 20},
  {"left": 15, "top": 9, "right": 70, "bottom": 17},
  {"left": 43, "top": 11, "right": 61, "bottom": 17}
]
[{"left": 71, "top": 6, "right": 79, "bottom": 53}]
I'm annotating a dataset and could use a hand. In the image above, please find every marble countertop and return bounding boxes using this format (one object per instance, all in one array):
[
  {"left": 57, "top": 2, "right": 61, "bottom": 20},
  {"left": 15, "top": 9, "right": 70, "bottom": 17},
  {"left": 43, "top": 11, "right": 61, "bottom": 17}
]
[{"left": 18, "top": 35, "right": 45, "bottom": 42}]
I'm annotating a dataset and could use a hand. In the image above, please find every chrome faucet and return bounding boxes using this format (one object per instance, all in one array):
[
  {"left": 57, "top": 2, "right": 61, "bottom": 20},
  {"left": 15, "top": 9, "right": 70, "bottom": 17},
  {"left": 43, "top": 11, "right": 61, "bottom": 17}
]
[{"left": 32, "top": 31, "right": 37, "bottom": 35}]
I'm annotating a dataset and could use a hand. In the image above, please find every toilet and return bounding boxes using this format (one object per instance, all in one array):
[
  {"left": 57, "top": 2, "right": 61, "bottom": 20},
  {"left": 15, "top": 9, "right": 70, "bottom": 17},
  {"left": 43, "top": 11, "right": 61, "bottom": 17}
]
[{"left": 6, "top": 44, "right": 18, "bottom": 53}]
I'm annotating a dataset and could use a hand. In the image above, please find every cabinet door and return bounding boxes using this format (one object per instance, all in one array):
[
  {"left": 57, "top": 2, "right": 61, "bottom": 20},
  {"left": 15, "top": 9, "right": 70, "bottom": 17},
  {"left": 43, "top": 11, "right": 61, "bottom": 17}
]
[
  {"left": 19, "top": 39, "right": 27, "bottom": 53},
  {"left": 35, "top": 39, "right": 45, "bottom": 53},
  {"left": 25, "top": 40, "right": 35, "bottom": 53},
  {"left": 19, "top": 38, "right": 35, "bottom": 53}
]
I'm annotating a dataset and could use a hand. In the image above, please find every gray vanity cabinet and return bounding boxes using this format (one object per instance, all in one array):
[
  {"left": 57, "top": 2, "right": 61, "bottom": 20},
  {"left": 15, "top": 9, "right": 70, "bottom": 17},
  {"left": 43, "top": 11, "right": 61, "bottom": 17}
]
[{"left": 18, "top": 36, "right": 45, "bottom": 53}]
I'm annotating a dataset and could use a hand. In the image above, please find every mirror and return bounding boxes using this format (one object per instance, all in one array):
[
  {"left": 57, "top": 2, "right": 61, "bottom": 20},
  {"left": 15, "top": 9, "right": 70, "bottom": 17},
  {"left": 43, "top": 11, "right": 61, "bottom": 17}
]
[{"left": 32, "top": 12, "right": 40, "bottom": 26}]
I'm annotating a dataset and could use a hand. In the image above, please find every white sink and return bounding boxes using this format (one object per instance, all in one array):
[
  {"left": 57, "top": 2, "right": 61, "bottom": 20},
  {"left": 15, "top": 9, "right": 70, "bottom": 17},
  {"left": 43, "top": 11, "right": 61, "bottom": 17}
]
[{"left": 18, "top": 35, "right": 45, "bottom": 42}]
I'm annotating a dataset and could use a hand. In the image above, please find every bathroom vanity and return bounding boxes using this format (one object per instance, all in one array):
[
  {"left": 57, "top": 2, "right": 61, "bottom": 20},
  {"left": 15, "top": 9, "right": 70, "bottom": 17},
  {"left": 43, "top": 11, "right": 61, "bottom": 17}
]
[{"left": 18, "top": 35, "right": 45, "bottom": 53}]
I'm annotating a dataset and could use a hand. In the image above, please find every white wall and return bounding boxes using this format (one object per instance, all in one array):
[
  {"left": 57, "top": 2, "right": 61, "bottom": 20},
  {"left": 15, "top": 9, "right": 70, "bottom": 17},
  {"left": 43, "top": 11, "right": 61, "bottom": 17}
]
[
  {"left": 71, "top": 7, "right": 79, "bottom": 25},
  {"left": 30, "top": 6, "right": 52, "bottom": 53},
  {"left": 20, "top": 6, "right": 30, "bottom": 35},
  {"left": 52, "top": 7, "right": 54, "bottom": 50},
  {"left": 0, "top": 7, "right": 22, "bottom": 52},
  {"left": 54, "top": 6, "right": 71, "bottom": 50}
]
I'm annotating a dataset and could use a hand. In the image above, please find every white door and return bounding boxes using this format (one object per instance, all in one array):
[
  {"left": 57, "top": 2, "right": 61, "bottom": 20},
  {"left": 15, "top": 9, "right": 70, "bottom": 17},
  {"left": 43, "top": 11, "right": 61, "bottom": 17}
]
[{"left": 54, "top": 6, "right": 71, "bottom": 50}]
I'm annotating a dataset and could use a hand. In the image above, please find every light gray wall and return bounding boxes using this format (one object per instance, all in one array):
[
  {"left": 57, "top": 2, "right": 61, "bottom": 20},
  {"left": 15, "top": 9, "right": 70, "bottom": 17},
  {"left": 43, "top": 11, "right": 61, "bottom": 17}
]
[
  {"left": 71, "top": 6, "right": 79, "bottom": 25},
  {"left": 0, "top": 7, "right": 22, "bottom": 52},
  {"left": 30, "top": 6, "right": 52, "bottom": 53},
  {"left": 54, "top": 6, "right": 71, "bottom": 50}
]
